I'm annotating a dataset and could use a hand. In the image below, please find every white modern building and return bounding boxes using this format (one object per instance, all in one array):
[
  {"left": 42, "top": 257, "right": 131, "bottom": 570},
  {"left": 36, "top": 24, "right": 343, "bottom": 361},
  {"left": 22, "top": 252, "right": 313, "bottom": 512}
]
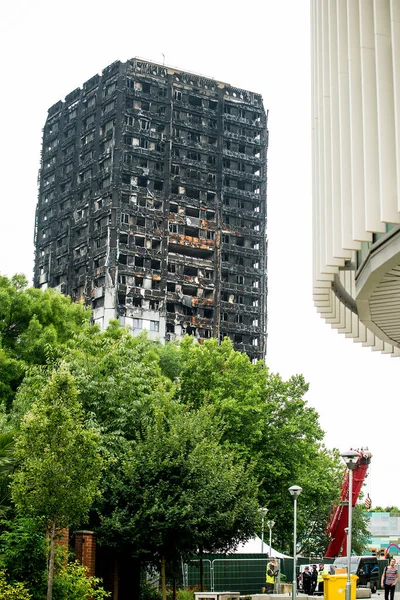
[
  {"left": 311, "top": 0, "right": 400, "bottom": 355},
  {"left": 367, "top": 511, "right": 400, "bottom": 556}
]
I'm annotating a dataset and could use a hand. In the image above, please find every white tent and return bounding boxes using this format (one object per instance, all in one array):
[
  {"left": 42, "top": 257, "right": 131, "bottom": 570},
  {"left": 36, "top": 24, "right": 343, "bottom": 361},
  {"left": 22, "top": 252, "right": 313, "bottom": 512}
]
[{"left": 233, "top": 535, "right": 292, "bottom": 558}]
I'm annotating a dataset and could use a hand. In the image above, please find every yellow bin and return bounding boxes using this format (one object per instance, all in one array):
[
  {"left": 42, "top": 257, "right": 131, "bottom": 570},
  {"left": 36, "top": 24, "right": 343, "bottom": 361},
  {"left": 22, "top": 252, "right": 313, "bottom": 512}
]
[{"left": 323, "top": 574, "right": 358, "bottom": 600}]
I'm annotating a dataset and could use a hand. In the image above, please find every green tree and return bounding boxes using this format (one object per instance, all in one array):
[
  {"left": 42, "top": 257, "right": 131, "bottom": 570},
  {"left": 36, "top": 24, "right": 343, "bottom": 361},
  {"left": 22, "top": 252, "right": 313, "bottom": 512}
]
[
  {"left": 66, "top": 326, "right": 169, "bottom": 437},
  {"left": 162, "top": 336, "right": 343, "bottom": 552},
  {"left": 98, "top": 399, "right": 260, "bottom": 600},
  {"left": 11, "top": 367, "right": 102, "bottom": 600},
  {"left": 373, "top": 506, "right": 400, "bottom": 516},
  {"left": 351, "top": 505, "right": 372, "bottom": 555},
  {"left": 0, "top": 275, "right": 90, "bottom": 409},
  {"left": 10, "top": 327, "right": 174, "bottom": 596},
  {"left": 8, "top": 327, "right": 342, "bottom": 589},
  {"left": 0, "top": 431, "right": 15, "bottom": 518},
  {"left": 0, "top": 517, "right": 47, "bottom": 598}
]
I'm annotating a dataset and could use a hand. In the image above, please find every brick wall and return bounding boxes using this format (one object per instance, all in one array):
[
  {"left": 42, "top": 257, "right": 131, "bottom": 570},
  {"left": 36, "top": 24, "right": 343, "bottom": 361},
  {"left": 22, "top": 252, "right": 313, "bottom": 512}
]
[{"left": 74, "top": 530, "right": 96, "bottom": 577}]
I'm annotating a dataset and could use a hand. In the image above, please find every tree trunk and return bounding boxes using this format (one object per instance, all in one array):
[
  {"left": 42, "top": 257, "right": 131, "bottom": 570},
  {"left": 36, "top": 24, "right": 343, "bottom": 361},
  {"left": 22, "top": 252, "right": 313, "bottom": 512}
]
[
  {"left": 113, "top": 558, "right": 119, "bottom": 600},
  {"left": 161, "top": 556, "right": 166, "bottom": 600},
  {"left": 200, "top": 547, "right": 204, "bottom": 592},
  {"left": 172, "top": 577, "right": 176, "bottom": 600},
  {"left": 47, "top": 521, "right": 56, "bottom": 600}
]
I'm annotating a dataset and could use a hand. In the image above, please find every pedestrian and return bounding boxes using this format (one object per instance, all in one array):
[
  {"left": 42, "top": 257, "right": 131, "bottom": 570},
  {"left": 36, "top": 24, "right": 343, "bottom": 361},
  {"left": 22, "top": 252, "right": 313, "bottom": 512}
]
[
  {"left": 311, "top": 565, "right": 318, "bottom": 595},
  {"left": 265, "top": 560, "right": 278, "bottom": 594},
  {"left": 303, "top": 566, "right": 312, "bottom": 595},
  {"left": 317, "top": 564, "right": 325, "bottom": 595},
  {"left": 381, "top": 558, "right": 398, "bottom": 600}
]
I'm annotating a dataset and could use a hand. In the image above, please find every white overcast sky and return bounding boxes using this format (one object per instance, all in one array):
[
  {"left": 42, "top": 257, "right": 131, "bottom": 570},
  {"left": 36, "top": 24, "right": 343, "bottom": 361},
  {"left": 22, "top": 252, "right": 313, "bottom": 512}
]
[{"left": 0, "top": 0, "right": 398, "bottom": 510}]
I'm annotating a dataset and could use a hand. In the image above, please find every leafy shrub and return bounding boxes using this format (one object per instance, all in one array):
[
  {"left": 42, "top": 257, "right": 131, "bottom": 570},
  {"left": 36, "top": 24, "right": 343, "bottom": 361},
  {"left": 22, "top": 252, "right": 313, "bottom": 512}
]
[
  {"left": 52, "top": 562, "right": 110, "bottom": 600},
  {"left": 166, "top": 587, "right": 200, "bottom": 600},
  {"left": 0, "top": 570, "right": 32, "bottom": 599},
  {"left": 176, "top": 588, "right": 197, "bottom": 600},
  {"left": 139, "top": 579, "right": 162, "bottom": 600},
  {"left": 0, "top": 518, "right": 47, "bottom": 598}
]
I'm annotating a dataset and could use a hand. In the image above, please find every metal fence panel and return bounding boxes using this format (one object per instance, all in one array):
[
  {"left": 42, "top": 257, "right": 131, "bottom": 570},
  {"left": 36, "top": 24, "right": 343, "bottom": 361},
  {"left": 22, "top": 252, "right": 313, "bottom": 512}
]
[
  {"left": 187, "top": 559, "right": 212, "bottom": 592},
  {"left": 186, "top": 556, "right": 280, "bottom": 596},
  {"left": 213, "top": 558, "right": 273, "bottom": 595}
]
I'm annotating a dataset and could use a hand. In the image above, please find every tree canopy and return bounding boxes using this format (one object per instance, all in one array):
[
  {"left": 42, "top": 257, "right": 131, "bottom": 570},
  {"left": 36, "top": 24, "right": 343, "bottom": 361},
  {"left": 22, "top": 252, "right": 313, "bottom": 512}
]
[
  {"left": 157, "top": 336, "right": 343, "bottom": 551},
  {"left": 11, "top": 366, "right": 102, "bottom": 600},
  {"left": 0, "top": 275, "right": 90, "bottom": 409},
  {"left": 98, "top": 400, "right": 260, "bottom": 558},
  {"left": 0, "top": 276, "right": 352, "bottom": 596}
]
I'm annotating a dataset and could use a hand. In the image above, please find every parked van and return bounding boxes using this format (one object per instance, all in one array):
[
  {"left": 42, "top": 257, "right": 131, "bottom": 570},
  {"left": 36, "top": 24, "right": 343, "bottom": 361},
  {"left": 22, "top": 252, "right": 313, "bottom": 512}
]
[{"left": 333, "top": 556, "right": 379, "bottom": 593}]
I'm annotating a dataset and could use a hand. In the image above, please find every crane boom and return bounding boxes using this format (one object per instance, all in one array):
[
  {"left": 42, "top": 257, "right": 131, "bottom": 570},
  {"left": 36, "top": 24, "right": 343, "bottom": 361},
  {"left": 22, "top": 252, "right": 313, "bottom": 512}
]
[{"left": 324, "top": 449, "right": 372, "bottom": 558}]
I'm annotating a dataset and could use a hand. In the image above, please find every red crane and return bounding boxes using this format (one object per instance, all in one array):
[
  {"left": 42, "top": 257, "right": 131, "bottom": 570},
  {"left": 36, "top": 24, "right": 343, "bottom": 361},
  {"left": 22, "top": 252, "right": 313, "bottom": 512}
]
[{"left": 324, "top": 449, "right": 372, "bottom": 558}]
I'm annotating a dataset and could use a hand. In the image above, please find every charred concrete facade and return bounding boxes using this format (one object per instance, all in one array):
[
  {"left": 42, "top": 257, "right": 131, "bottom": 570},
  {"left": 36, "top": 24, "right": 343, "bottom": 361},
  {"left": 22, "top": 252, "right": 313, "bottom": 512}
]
[{"left": 34, "top": 58, "right": 268, "bottom": 360}]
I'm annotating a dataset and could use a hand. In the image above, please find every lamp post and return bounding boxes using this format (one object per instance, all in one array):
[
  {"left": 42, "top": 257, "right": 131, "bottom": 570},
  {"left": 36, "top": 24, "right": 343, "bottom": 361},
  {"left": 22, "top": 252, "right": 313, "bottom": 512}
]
[
  {"left": 289, "top": 485, "right": 302, "bottom": 600},
  {"left": 260, "top": 507, "right": 268, "bottom": 553},
  {"left": 267, "top": 519, "right": 275, "bottom": 558},
  {"left": 341, "top": 450, "right": 360, "bottom": 600}
]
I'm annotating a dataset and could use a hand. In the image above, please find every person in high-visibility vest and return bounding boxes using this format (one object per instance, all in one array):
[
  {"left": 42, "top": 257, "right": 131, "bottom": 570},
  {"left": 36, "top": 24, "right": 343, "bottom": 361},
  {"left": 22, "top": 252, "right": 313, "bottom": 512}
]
[
  {"left": 265, "top": 561, "right": 278, "bottom": 593},
  {"left": 317, "top": 564, "right": 326, "bottom": 594}
]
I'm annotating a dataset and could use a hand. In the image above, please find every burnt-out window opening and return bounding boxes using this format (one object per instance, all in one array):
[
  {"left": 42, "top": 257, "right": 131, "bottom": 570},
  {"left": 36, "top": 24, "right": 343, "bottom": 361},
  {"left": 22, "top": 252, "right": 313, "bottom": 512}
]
[
  {"left": 185, "top": 226, "right": 199, "bottom": 238},
  {"left": 186, "top": 188, "right": 200, "bottom": 200},
  {"left": 189, "top": 95, "right": 202, "bottom": 107},
  {"left": 184, "top": 266, "right": 197, "bottom": 276},
  {"left": 135, "top": 256, "right": 144, "bottom": 267},
  {"left": 186, "top": 206, "right": 199, "bottom": 218},
  {"left": 138, "top": 176, "right": 148, "bottom": 187}
]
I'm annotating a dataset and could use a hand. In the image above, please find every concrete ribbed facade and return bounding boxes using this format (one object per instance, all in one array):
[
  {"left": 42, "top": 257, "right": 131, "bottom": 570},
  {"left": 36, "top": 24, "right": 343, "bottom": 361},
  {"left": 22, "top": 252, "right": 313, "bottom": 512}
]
[{"left": 311, "top": 0, "right": 400, "bottom": 355}]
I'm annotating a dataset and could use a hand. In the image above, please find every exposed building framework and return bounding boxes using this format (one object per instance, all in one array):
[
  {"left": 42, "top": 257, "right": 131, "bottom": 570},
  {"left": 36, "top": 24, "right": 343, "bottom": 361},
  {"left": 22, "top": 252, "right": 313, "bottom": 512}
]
[{"left": 34, "top": 58, "right": 268, "bottom": 361}]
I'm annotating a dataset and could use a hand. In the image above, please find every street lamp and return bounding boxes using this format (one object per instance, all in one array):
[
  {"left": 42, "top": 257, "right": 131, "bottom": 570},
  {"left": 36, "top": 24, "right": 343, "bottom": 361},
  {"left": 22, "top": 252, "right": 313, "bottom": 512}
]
[
  {"left": 289, "top": 485, "right": 302, "bottom": 600},
  {"left": 341, "top": 450, "right": 360, "bottom": 600},
  {"left": 260, "top": 507, "right": 269, "bottom": 552},
  {"left": 267, "top": 519, "right": 275, "bottom": 558}
]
